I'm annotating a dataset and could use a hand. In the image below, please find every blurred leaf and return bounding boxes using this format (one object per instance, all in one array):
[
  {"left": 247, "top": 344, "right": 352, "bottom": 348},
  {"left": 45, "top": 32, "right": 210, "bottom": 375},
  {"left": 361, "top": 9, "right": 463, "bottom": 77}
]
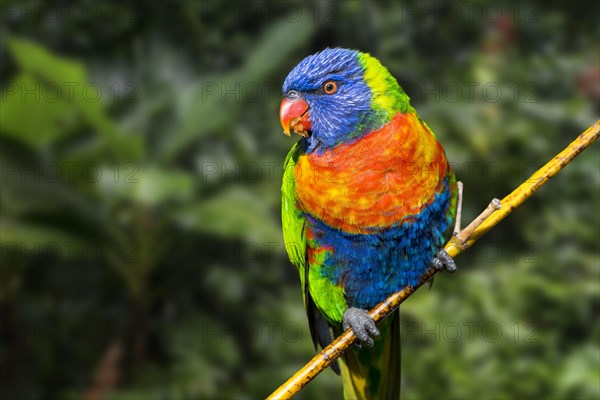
[
  {"left": 175, "top": 187, "right": 280, "bottom": 243},
  {"left": 3, "top": 37, "right": 142, "bottom": 159},
  {"left": 1, "top": 170, "right": 109, "bottom": 233},
  {"left": 161, "top": 18, "right": 315, "bottom": 160},
  {"left": 1, "top": 73, "right": 81, "bottom": 148},
  {"left": 0, "top": 218, "right": 82, "bottom": 250},
  {"left": 7, "top": 37, "right": 87, "bottom": 83},
  {"left": 558, "top": 345, "right": 600, "bottom": 399},
  {"left": 98, "top": 166, "right": 195, "bottom": 207}
]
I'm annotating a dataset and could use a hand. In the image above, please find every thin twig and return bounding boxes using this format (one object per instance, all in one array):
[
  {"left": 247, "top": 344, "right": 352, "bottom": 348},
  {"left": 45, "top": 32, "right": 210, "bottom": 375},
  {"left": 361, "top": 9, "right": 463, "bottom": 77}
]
[
  {"left": 453, "top": 181, "right": 464, "bottom": 235},
  {"left": 267, "top": 120, "right": 600, "bottom": 400}
]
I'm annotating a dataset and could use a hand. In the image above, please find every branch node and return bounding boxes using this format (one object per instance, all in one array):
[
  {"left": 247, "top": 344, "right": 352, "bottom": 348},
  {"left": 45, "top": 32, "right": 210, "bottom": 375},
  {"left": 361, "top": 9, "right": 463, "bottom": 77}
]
[
  {"left": 491, "top": 198, "right": 501, "bottom": 210},
  {"left": 448, "top": 235, "right": 467, "bottom": 252},
  {"left": 456, "top": 198, "right": 502, "bottom": 242}
]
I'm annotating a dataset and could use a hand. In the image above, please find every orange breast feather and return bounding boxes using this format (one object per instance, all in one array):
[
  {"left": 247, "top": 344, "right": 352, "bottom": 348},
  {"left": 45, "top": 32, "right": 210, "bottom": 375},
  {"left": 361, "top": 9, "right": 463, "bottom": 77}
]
[{"left": 294, "top": 112, "right": 449, "bottom": 234}]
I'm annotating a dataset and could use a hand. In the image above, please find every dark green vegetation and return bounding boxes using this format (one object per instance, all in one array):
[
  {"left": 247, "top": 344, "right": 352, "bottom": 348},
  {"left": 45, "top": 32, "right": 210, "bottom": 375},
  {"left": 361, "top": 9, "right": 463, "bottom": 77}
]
[{"left": 1, "top": 1, "right": 598, "bottom": 399}]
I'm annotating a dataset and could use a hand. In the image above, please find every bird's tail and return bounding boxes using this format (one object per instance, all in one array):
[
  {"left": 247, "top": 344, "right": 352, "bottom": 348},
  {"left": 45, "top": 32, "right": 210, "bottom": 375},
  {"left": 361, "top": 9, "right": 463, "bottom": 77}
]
[{"left": 338, "top": 309, "right": 401, "bottom": 400}]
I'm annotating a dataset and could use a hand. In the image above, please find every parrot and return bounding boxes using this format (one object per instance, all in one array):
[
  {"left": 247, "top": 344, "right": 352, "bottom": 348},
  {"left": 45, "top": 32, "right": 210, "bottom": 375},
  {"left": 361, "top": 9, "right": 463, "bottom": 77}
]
[{"left": 279, "top": 48, "right": 458, "bottom": 400}]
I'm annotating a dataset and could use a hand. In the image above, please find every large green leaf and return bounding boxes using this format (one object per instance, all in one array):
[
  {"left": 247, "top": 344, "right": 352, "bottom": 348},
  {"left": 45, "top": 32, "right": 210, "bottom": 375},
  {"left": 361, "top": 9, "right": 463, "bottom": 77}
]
[
  {"left": 1, "top": 73, "right": 81, "bottom": 148},
  {"left": 2, "top": 37, "right": 142, "bottom": 158}
]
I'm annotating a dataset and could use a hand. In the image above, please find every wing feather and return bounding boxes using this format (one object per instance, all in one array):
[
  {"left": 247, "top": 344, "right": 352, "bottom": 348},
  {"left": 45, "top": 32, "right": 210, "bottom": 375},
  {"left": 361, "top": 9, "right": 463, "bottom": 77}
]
[{"left": 282, "top": 142, "right": 339, "bottom": 373}]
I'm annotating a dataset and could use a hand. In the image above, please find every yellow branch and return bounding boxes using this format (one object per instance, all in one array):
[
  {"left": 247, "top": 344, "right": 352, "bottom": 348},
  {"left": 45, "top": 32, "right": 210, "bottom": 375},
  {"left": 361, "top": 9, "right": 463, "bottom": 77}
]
[{"left": 267, "top": 120, "right": 600, "bottom": 399}]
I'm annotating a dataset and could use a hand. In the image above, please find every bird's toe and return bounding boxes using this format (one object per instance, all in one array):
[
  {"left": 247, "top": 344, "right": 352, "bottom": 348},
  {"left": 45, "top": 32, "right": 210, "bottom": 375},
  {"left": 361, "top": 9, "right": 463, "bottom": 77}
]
[{"left": 343, "top": 307, "right": 380, "bottom": 348}]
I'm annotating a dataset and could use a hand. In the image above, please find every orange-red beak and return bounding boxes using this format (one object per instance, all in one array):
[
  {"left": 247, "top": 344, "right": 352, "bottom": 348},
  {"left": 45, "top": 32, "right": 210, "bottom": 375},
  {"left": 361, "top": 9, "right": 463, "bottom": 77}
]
[{"left": 279, "top": 98, "right": 311, "bottom": 137}]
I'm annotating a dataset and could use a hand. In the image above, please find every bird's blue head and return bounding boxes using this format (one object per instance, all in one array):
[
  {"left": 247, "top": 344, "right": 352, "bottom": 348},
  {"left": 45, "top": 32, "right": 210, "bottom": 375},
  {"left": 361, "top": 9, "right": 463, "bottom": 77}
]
[{"left": 280, "top": 48, "right": 412, "bottom": 152}]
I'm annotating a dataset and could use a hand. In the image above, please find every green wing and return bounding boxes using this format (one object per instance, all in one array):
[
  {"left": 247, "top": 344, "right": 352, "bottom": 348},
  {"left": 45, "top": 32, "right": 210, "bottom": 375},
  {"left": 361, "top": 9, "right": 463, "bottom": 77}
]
[
  {"left": 281, "top": 142, "right": 339, "bottom": 368},
  {"left": 281, "top": 142, "right": 308, "bottom": 305}
]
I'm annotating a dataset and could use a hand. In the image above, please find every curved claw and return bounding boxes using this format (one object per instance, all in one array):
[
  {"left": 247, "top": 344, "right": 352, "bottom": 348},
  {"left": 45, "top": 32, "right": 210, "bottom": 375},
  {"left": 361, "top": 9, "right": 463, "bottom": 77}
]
[
  {"left": 343, "top": 307, "right": 380, "bottom": 348},
  {"left": 433, "top": 249, "right": 457, "bottom": 272}
]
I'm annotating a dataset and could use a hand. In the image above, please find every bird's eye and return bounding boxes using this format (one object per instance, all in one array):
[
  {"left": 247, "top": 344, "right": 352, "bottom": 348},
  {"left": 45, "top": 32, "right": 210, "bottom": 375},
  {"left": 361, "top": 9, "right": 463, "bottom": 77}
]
[
  {"left": 286, "top": 90, "right": 301, "bottom": 99},
  {"left": 323, "top": 81, "right": 337, "bottom": 94}
]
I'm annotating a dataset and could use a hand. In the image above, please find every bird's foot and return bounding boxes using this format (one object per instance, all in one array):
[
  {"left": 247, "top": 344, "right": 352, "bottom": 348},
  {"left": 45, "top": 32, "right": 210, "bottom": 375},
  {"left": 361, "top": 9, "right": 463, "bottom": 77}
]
[
  {"left": 343, "top": 307, "right": 380, "bottom": 348},
  {"left": 432, "top": 249, "right": 457, "bottom": 272}
]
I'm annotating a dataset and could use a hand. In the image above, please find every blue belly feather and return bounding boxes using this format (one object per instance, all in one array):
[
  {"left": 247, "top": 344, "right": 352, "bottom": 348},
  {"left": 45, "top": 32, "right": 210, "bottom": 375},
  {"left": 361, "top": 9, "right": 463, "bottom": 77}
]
[{"left": 306, "top": 177, "right": 454, "bottom": 309}]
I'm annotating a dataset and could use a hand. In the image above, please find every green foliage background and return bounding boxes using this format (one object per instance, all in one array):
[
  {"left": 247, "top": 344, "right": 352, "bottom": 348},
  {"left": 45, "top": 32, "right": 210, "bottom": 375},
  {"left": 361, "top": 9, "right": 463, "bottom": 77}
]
[{"left": 1, "top": 1, "right": 598, "bottom": 399}]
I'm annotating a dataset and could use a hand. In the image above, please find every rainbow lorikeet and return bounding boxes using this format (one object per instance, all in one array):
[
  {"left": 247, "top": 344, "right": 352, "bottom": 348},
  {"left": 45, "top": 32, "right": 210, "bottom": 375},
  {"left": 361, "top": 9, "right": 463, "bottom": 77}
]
[{"left": 279, "top": 48, "right": 458, "bottom": 399}]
